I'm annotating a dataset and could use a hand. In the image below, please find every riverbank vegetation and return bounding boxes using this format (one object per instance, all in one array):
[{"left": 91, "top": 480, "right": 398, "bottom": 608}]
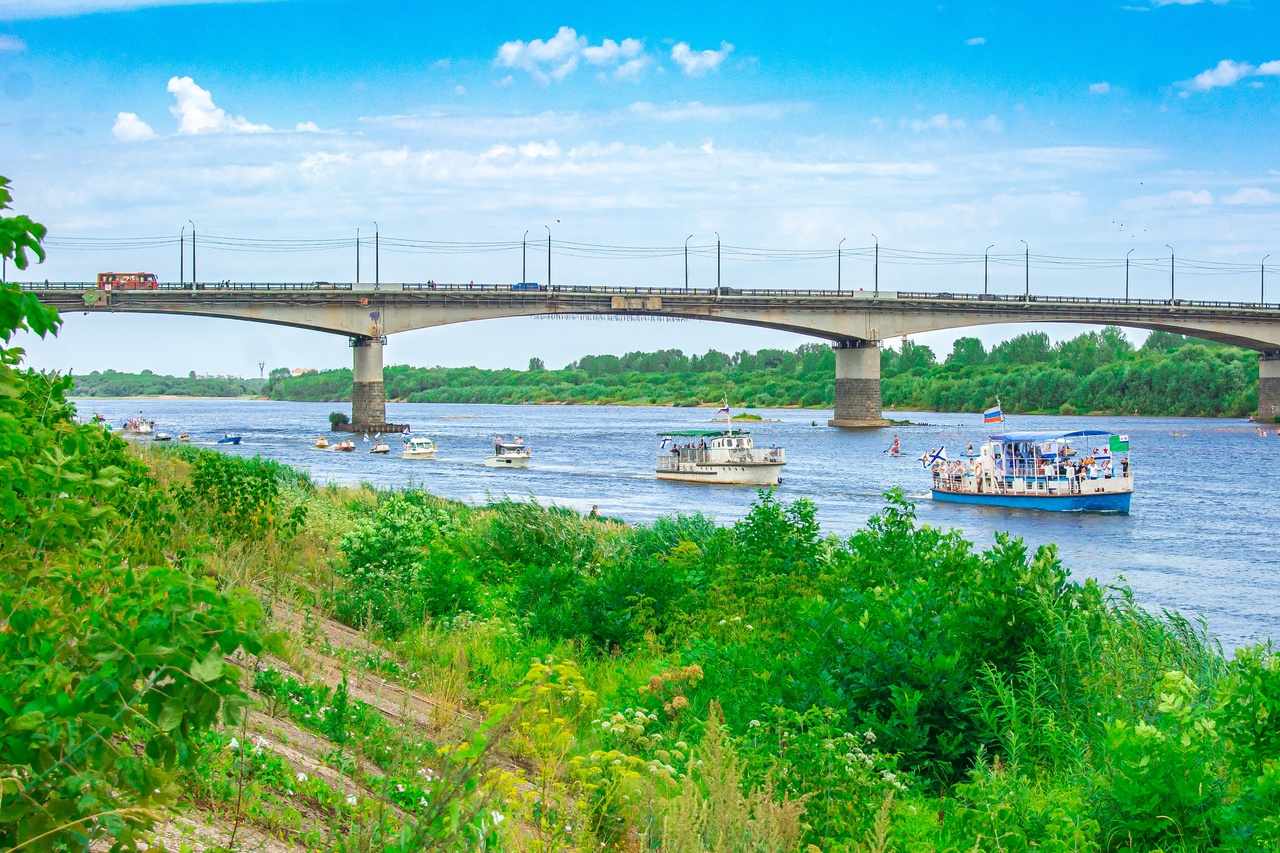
[
  {"left": 6, "top": 177, "right": 1280, "bottom": 851},
  {"left": 261, "top": 329, "right": 1258, "bottom": 417},
  {"left": 70, "top": 370, "right": 265, "bottom": 398}
]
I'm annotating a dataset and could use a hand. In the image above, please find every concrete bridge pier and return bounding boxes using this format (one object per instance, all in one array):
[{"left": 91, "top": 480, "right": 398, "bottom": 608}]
[
  {"left": 1259, "top": 351, "right": 1280, "bottom": 423},
  {"left": 340, "top": 335, "right": 409, "bottom": 433},
  {"left": 828, "top": 339, "right": 890, "bottom": 428}
]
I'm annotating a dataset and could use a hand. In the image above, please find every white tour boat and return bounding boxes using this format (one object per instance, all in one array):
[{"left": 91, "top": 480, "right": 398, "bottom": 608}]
[
  {"left": 656, "top": 429, "right": 786, "bottom": 485},
  {"left": 120, "top": 415, "right": 154, "bottom": 436},
  {"left": 402, "top": 436, "right": 438, "bottom": 459},
  {"left": 485, "top": 435, "right": 531, "bottom": 468},
  {"left": 930, "top": 429, "right": 1133, "bottom": 513}
]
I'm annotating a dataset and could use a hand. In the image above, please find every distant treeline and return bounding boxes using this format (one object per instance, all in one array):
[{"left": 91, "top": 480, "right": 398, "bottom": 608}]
[
  {"left": 72, "top": 370, "right": 265, "bottom": 398},
  {"left": 263, "top": 328, "right": 1259, "bottom": 417}
]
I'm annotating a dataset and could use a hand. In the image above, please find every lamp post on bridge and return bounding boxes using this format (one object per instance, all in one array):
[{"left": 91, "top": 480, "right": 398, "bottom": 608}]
[
  {"left": 1126, "top": 248, "right": 1134, "bottom": 302},
  {"left": 838, "top": 237, "right": 846, "bottom": 295},
  {"left": 871, "top": 233, "right": 879, "bottom": 296},
  {"left": 1020, "top": 239, "right": 1029, "bottom": 299},
  {"left": 984, "top": 244, "right": 994, "bottom": 295},
  {"left": 1166, "top": 244, "right": 1175, "bottom": 301},
  {"left": 1263, "top": 254, "right": 1271, "bottom": 304},
  {"left": 715, "top": 231, "right": 721, "bottom": 293},
  {"left": 685, "top": 234, "right": 693, "bottom": 292},
  {"left": 188, "top": 220, "right": 196, "bottom": 286},
  {"left": 180, "top": 226, "right": 185, "bottom": 286},
  {"left": 356, "top": 228, "right": 360, "bottom": 284},
  {"left": 545, "top": 225, "right": 552, "bottom": 289},
  {"left": 523, "top": 230, "right": 529, "bottom": 283},
  {"left": 374, "top": 221, "right": 379, "bottom": 286}
]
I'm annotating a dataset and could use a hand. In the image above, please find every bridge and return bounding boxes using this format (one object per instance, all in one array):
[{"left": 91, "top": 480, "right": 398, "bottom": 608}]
[{"left": 22, "top": 281, "right": 1280, "bottom": 428}]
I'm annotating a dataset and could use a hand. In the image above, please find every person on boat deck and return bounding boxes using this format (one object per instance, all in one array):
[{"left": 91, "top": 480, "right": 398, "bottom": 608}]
[
  {"left": 699, "top": 439, "right": 707, "bottom": 449},
  {"left": 513, "top": 436, "right": 524, "bottom": 445},
  {"left": 966, "top": 443, "right": 974, "bottom": 456},
  {"left": 890, "top": 435, "right": 900, "bottom": 454},
  {"left": 1103, "top": 459, "right": 1113, "bottom": 478}
]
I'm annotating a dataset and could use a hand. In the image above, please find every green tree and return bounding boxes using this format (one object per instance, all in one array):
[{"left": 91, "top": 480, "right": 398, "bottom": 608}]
[{"left": 946, "top": 336, "right": 987, "bottom": 368}]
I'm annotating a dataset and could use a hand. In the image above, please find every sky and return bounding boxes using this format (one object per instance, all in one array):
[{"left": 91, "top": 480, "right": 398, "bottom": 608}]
[{"left": 3, "top": 0, "right": 1279, "bottom": 376}]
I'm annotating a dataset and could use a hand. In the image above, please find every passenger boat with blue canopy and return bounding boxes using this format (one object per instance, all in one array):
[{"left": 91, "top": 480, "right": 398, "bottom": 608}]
[{"left": 930, "top": 429, "right": 1132, "bottom": 512}]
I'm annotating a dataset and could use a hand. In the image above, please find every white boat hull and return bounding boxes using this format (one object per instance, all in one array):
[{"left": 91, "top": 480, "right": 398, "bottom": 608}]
[
  {"left": 484, "top": 455, "right": 529, "bottom": 468},
  {"left": 402, "top": 449, "right": 437, "bottom": 460},
  {"left": 657, "top": 462, "right": 783, "bottom": 486}
]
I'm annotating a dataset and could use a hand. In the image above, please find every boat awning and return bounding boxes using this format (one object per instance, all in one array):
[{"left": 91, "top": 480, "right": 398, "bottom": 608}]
[
  {"left": 988, "top": 430, "right": 1113, "bottom": 442},
  {"left": 657, "top": 429, "right": 741, "bottom": 437}
]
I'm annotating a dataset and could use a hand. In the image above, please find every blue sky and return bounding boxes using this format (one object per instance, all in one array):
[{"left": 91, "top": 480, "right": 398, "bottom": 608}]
[{"left": 3, "top": 0, "right": 1279, "bottom": 375}]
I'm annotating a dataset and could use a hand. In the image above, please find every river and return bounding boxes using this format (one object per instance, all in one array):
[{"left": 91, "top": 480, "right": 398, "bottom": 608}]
[{"left": 83, "top": 398, "right": 1279, "bottom": 651}]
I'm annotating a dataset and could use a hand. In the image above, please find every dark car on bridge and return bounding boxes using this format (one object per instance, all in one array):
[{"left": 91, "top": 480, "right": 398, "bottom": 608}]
[{"left": 512, "top": 282, "right": 544, "bottom": 291}]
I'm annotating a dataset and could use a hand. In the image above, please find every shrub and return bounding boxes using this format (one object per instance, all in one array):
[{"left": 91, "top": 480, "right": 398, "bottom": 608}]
[{"left": 329, "top": 410, "right": 350, "bottom": 429}]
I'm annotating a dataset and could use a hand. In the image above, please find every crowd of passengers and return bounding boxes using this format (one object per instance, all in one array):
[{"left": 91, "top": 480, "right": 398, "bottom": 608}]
[{"left": 932, "top": 448, "right": 1130, "bottom": 484}]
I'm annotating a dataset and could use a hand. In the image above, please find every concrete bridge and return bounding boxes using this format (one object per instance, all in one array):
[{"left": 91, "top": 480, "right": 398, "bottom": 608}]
[{"left": 23, "top": 281, "right": 1280, "bottom": 427}]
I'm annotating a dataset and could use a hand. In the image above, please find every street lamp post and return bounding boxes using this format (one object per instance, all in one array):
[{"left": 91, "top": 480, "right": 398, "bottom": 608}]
[
  {"left": 685, "top": 234, "right": 693, "bottom": 291},
  {"left": 545, "top": 225, "right": 552, "bottom": 289},
  {"left": 189, "top": 220, "right": 196, "bottom": 286},
  {"left": 374, "top": 221, "right": 379, "bottom": 286},
  {"left": 1263, "top": 254, "right": 1271, "bottom": 304},
  {"left": 1166, "top": 245, "right": 1175, "bottom": 301},
  {"left": 1126, "top": 248, "right": 1134, "bottom": 302},
  {"left": 523, "top": 230, "right": 529, "bottom": 283},
  {"left": 984, "top": 244, "right": 994, "bottom": 295},
  {"left": 1020, "top": 239, "right": 1029, "bottom": 299},
  {"left": 838, "top": 237, "right": 846, "bottom": 295},
  {"left": 180, "top": 226, "right": 185, "bottom": 286},
  {"left": 356, "top": 228, "right": 360, "bottom": 284},
  {"left": 715, "top": 231, "right": 721, "bottom": 293},
  {"left": 871, "top": 233, "right": 879, "bottom": 296}
]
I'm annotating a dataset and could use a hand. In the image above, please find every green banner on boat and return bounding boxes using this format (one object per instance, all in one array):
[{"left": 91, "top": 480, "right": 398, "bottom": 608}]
[{"left": 1109, "top": 434, "right": 1130, "bottom": 452}]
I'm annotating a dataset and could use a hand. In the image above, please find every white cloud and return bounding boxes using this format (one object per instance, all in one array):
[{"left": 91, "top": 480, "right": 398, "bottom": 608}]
[
  {"left": 496, "top": 28, "right": 653, "bottom": 83},
  {"left": 1151, "top": 0, "right": 1230, "bottom": 5},
  {"left": 0, "top": 34, "right": 27, "bottom": 51},
  {"left": 671, "top": 41, "right": 734, "bottom": 76},
  {"left": 1180, "top": 59, "right": 1254, "bottom": 93},
  {"left": 0, "top": 0, "right": 284, "bottom": 19},
  {"left": 295, "top": 121, "right": 321, "bottom": 133},
  {"left": 167, "top": 76, "right": 273, "bottom": 134},
  {"left": 981, "top": 114, "right": 1004, "bottom": 132},
  {"left": 908, "top": 113, "right": 965, "bottom": 132},
  {"left": 1223, "top": 187, "right": 1280, "bottom": 205},
  {"left": 627, "top": 100, "right": 798, "bottom": 122},
  {"left": 1257, "top": 60, "right": 1280, "bottom": 76},
  {"left": 112, "top": 111, "right": 155, "bottom": 141},
  {"left": 1089, "top": 82, "right": 1111, "bottom": 94},
  {"left": 518, "top": 140, "right": 560, "bottom": 159},
  {"left": 965, "top": 37, "right": 985, "bottom": 46}
]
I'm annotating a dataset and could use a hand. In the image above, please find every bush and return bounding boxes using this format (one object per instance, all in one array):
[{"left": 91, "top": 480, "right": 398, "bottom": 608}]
[{"left": 329, "top": 410, "right": 350, "bottom": 429}]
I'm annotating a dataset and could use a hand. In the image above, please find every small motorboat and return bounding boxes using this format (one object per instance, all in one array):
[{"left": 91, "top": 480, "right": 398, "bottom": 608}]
[
  {"left": 370, "top": 441, "right": 391, "bottom": 454},
  {"left": 315, "top": 437, "right": 330, "bottom": 449},
  {"left": 484, "top": 435, "right": 531, "bottom": 468},
  {"left": 402, "top": 436, "right": 438, "bottom": 459},
  {"left": 154, "top": 432, "right": 173, "bottom": 442},
  {"left": 334, "top": 440, "right": 356, "bottom": 452},
  {"left": 217, "top": 433, "right": 242, "bottom": 445},
  {"left": 177, "top": 433, "right": 191, "bottom": 442}
]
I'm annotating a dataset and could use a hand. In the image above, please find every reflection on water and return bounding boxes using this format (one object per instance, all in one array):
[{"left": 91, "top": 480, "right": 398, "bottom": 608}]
[{"left": 84, "top": 398, "right": 1280, "bottom": 650}]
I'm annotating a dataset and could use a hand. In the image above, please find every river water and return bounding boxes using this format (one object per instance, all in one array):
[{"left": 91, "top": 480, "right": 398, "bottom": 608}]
[{"left": 83, "top": 398, "right": 1280, "bottom": 650}]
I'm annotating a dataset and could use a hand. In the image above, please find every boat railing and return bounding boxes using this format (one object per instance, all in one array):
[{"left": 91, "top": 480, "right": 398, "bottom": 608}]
[{"left": 657, "top": 446, "right": 786, "bottom": 469}]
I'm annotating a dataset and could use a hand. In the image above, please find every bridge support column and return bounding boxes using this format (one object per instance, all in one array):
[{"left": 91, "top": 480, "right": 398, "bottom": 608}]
[
  {"left": 829, "top": 340, "right": 889, "bottom": 428},
  {"left": 1258, "top": 351, "right": 1280, "bottom": 423},
  {"left": 352, "top": 336, "right": 386, "bottom": 428}
]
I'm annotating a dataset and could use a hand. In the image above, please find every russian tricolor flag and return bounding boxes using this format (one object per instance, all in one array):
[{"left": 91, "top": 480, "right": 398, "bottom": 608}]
[
  {"left": 983, "top": 405, "right": 1003, "bottom": 424},
  {"left": 717, "top": 406, "right": 731, "bottom": 415}
]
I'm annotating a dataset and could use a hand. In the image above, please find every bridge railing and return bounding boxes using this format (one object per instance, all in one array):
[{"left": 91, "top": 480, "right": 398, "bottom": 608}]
[{"left": 13, "top": 280, "right": 1280, "bottom": 310}]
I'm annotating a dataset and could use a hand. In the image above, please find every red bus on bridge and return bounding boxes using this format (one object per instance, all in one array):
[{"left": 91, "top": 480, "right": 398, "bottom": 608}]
[{"left": 97, "top": 272, "right": 158, "bottom": 291}]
